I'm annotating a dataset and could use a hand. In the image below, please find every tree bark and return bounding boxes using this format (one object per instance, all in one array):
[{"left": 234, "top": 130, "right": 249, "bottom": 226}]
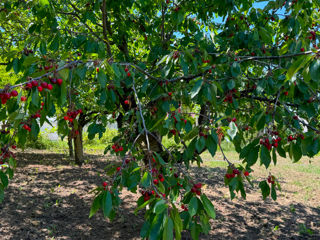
[
  {"left": 74, "top": 125, "right": 84, "bottom": 166},
  {"left": 68, "top": 133, "right": 74, "bottom": 158}
]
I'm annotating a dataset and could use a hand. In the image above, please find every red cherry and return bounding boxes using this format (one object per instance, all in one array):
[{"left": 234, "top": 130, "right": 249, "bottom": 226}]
[
  {"left": 116, "top": 167, "right": 121, "bottom": 172},
  {"left": 124, "top": 100, "right": 129, "bottom": 105},
  {"left": 102, "top": 182, "right": 108, "bottom": 187},
  {"left": 57, "top": 79, "right": 63, "bottom": 86},
  {"left": 4, "top": 92, "right": 11, "bottom": 100},
  {"left": 232, "top": 117, "right": 237, "bottom": 122},
  {"left": 118, "top": 146, "right": 123, "bottom": 152},
  {"left": 41, "top": 82, "right": 48, "bottom": 88},
  {"left": 191, "top": 187, "right": 197, "bottom": 193},
  {"left": 300, "top": 47, "right": 305, "bottom": 52},
  {"left": 64, "top": 116, "right": 69, "bottom": 121},
  {"left": 10, "top": 90, "right": 18, "bottom": 97},
  {"left": 233, "top": 169, "right": 240, "bottom": 175},
  {"left": 37, "top": 86, "right": 43, "bottom": 92},
  {"left": 127, "top": 72, "right": 131, "bottom": 77},
  {"left": 196, "top": 190, "right": 201, "bottom": 196},
  {"left": 153, "top": 179, "right": 159, "bottom": 185},
  {"left": 168, "top": 92, "right": 172, "bottom": 96},
  {"left": 194, "top": 183, "right": 202, "bottom": 189},
  {"left": 12, "top": 145, "right": 17, "bottom": 149},
  {"left": 284, "top": 91, "right": 288, "bottom": 96},
  {"left": 21, "top": 96, "right": 27, "bottom": 101},
  {"left": 244, "top": 171, "right": 249, "bottom": 177},
  {"left": 47, "top": 84, "right": 53, "bottom": 90},
  {"left": 96, "top": 67, "right": 99, "bottom": 72},
  {"left": 26, "top": 82, "right": 32, "bottom": 89},
  {"left": 1, "top": 98, "right": 7, "bottom": 104},
  {"left": 174, "top": 173, "right": 179, "bottom": 178},
  {"left": 293, "top": 116, "right": 298, "bottom": 120},
  {"left": 124, "top": 67, "right": 129, "bottom": 72},
  {"left": 32, "top": 80, "right": 38, "bottom": 87},
  {"left": 50, "top": 78, "right": 57, "bottom": 84}
]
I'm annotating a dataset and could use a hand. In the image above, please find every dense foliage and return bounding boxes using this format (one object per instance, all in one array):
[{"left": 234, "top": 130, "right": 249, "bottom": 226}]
[{"left": 1, "top": 0, "right": 320, "bottom": 239}]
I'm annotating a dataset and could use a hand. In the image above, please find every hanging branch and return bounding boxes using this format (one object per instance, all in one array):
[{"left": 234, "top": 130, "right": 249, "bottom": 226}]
[{"left": 132, "top": 77, "right": 167, "bottom": 201}]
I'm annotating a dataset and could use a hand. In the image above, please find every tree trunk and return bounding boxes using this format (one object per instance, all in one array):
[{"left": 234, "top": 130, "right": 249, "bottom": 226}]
[
  {"left": 68, "top": 134, "right": 74, "bottom": 158},
  {"left": 74, "top": 125, "right": 84, "bottom": 166}
]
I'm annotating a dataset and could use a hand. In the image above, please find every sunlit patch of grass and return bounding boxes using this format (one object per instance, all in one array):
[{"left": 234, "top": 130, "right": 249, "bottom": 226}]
[{"left": 204, "top": 160, "right": 228, "bottom": 168}]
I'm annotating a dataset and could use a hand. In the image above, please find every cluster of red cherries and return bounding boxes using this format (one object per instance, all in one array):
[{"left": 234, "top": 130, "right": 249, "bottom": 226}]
[
  {"left": 224, "top": 88, "right": 237, "bottom": 103},
  {"left": 153, "top": 173, "right": 165, "bottom": 185},
  {"left": 0, "top": 146, "right": 16, "bottom": 164},
  {"left": 191, "top": 183, "right": 202, "bottom": 196},
  {"left": 0, "top": 90, "right": 18, "bottom": 104},
  {"left": 225, "top": 169, "right": 249, "bottom": 179},
  {"left": 267, "top": 175, "right": 275, "bottom": 185},
  {"left": 111, "top": 143, "right": 124, "bottom": 153},
  {"left": 63, "top": 109, "right": 82, "bottom": 123}
]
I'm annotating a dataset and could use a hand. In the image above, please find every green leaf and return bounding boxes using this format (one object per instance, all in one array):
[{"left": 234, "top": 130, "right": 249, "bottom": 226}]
[
  {"left": 31, "top": 121, "right": 40, "bottom": 138},
  {"left": 272, "top": 147, "right": 277, "bottom": 165},
  {"left": 163, "top": 217, "right": 174, "bottom": 240},
  {"left": 171, "top": 207, "right": 182, "bottom": 240},
  {"left": 0, "top": 187, "right": 4, "bottom": 203},
  {"left": 98, "top": 70, "right": 107, "bottom": 89},
  {"left": 200, "top": 194, "right": 216, "bottom": 219},
  {"left": 12, "top": 58, "right": 20, "bottom": 74},
  {"left": 135, "top": 199, "right": 152, "bottom": 214},
  {"left": 89, "top": 193, "right": 102, "bottom": 218},
  {"left": 286, "top": 55, "right": 312, "bottom": 81},
  {"left": 258, "top": 26, "right": 273, "bottom": 44},
  {"left": 49, "top": 34, "right": 60, "bottom": 51},
  {"left": 190, "top": 79, "right": 203, "bottom": 98},
  {"left": 40, "top": 40, "right": 47, "bottom": 55},
  {"left": 0, "top": 172, "right": 8, "bottom": 188},
  {"left": 140, "top": 221, "right": 150, "bottom": 238},
  {"left": 153, "top": 199, "right": 167, "bottom": 214},
  {"left": 227, "top": 79, "right": 235, "bottom": 90},
  {"left": 231, "top": 62, "right": 241, "bottom": 77},
  {"left": 291, "top": 142, "right": 302, "bottom": 162},
  {"left": 259, "top": 180, "right": 270, "bottom": 200},
  {"left": 195, "top": 137, "right": 205, "bottom": 153},
  {"left": 31, "top": 88, "right": 40, "bottom": 106},
  {"left": 102, "top": 191, "right": 112, "bottom": 218},
  {"left": 188, "top": 197, "right": 198, "bottom": 217},
  {"left": 154, "top": 152, "right": 166, "bottom": 165},
  {"left": 246, "top": 146, "right": 259, "bottom": 167},
  {"left": 227, "top": 121, "right": 238, "bottom": 140},
  {"left": 58, "top": 69, "right": 69, "bottom": 81},
  {"left": 277, "top": 145, "right": 286, "bottom": 158},
  {"left": 141, "top": 172, "right": 151, "bottom": 188},
  {"left": 310, "top": 59, "right": 320, "bottom": 81},
  {"left": 206, "top": 135, "right": 217, "bottom": 157},
  {"left": 260, "top": 145, "right": 271, "bottom": 168},
  {"left": 271, "top": 184, "right": 277, "bottom": 200}
]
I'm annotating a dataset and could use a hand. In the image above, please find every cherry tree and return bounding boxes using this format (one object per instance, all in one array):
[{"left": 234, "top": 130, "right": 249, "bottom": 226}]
[{"left": 1, "top": 0, "right": 320, "bottom": 239}]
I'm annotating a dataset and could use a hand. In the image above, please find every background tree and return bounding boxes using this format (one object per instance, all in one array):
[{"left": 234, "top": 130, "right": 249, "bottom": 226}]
[{"left": 1, "top": 0, "right": 320, "bottom": 239}]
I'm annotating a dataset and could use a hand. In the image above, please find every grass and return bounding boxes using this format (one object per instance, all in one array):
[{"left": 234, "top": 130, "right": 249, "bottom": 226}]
[{"left": 25, "top": 128, "right": 118, "bottom": 153}]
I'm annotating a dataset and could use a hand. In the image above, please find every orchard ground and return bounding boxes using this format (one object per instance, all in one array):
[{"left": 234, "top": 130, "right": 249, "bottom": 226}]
[{"left": 0, "top": 148, "right": 319, "bottom": 240}]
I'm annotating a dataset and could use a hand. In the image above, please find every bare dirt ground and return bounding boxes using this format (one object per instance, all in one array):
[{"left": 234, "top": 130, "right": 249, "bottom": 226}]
[{"left": 0, "top": 149, "right": 319, "bottom": 240}]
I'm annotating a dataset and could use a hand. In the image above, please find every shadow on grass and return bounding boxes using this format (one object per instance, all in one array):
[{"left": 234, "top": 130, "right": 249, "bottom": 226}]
[{"left": 0, "top": 152, "right": 318, "bottom": 239}]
